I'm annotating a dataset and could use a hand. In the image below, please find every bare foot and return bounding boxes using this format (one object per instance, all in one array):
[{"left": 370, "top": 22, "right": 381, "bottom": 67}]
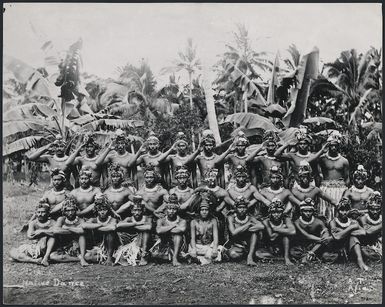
[
  {"left": 139, "top": 258, "right": 148, "bottom": 266},
  {"left": 358, "top": 263, "right": 370, "bottom": 271},
  {"left": 80, "top": 257, "right": 91, "bottom": 267},
  {"left": 247, "top": 258, "right": 258, "bottom": 266},
  {"left": 172, "top": 259, "right": 182, "bottom": 267},
  {"left": 285, "top": 258, "right": 294, "bottom": 266},
  {"left": 33, "top": 257, "right": 43, "bottom": 264},
  {"left": 41, "top": 258, "right": 49, "bottom": 267}
]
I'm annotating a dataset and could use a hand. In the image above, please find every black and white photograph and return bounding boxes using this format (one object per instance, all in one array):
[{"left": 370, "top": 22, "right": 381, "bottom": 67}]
[{"left": 3, "top": 2, "right": 383, "bottom": 304}]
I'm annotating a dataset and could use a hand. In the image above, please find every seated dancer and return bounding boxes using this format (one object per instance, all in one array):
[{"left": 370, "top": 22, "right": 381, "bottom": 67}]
[
  {"left": 103, "top": 129, "right": 145, "bottom": 189},
  {"left": 195, "top": 130, "right": 228, "bottom": 188},
  {"left": 137, "top": 166, "right": 169, "bottom": 217},
  {"left": 23, "top": 168, "right": 69, "bottom": 229},
  {"left": 70, "top": 167, "right": 102, "bottom": 219},
  {"left": 156, "top": 132, "right": 202, "bottom": 187},
  {"left": 227, "top": 165, "right": 270, "bottom": 217},
  {"left": 82, "top": 194, "right": 118, "bottom": 266},
  {"left": 151, "top": 199, "right": 187, "bottom": 266},
  {"left": 318, "top": 133, "right": 350, "bottom": 220},
  {"left": 189, "top": 196, "right": 222, "bottom": 265},
  {"left": 290, "top": 198, "right": 334, "bottom": 264},
  {"left": 259, "top": 166, "right": 301, "bottom": 218},
  {"left": 328, "top": 198, "right": 369, "bottom": 271},
  {"left": 26, "top": 135, "right": 77, "bottom": 190},
  {"left": 10, "top": 203, "right": 55, "bottom": 266},
  {"left": 258, "top": 198, "right": 296, "bottom": 265},
  {"left": 136, "top": 132, "right": 170, "bottom": 188},
  {"left": 358, "top": 192, "right": 382, "bottom": 262},
  {"left": 50, "top": 196, "right": 90, "bottom": 266},
  {"left": 274, "top": 127, "right": 327, "bottom": 187},
  {"left": 226, "top": 196, "right": 265, "bottom": 266},
  {"left": 247, "top": 130, "right": 286, "bottom": 188},
  {"left": 291, "top": 161, "right": 337, "bottom": 220},
  {"left": 40, "top": 168, "right": 70, "bottom": 219},
  {"left": 169, "top": 166, "right": 198, "bottom": 219},
  {"left": 115, "top": 196, "right": 152, "bottom": 266},
  {"left": 65, "top": 133, "right": 107, "bottom": 187},
  {"left": 103, "top": 163, "right": 135, "bottom": 218},
  {"left": 342, "top": 165, "right": 374, "bottom": 219}
]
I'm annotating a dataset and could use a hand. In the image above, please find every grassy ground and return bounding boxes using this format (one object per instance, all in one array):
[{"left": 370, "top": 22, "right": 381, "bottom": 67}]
[{"left": 3, "top": 181, "right": 383, "bottom": 305}]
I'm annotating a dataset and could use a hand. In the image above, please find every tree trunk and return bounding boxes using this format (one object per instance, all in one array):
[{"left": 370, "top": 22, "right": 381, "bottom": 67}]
[
  {"left": 201, "top": 68, "right": 221, "bottom": 145},
  {"left": 189, "top": 72, "right": 196, "bottom": 150}
]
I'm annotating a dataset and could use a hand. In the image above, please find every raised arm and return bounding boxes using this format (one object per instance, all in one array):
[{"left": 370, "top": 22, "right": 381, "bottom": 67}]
[
  {"left": 158, "top": 141, "right": 179, "bottom": 163},
  {"left": 65, "top": 143, "right": 85, "bottom": 167},
  {"left": 26, "top": 144, "right": 51, "bottom": 162},
  {"left": 127, "top": 143, "right": 147, "bottom": 167},
  {"left": 246, "top": 144, "right": 265, "bottom": 163},
  {"left": 215, "top": 141, "right": 236, "bottom": 167},
  {"left": 274, "top": 140, "right": 296, "bottom": 160},
  {"left": 94, "top": 141, "right": 115, "bottom": 166},
  {"left": 308, "top": 142, "right": 329, "bottom": 163},
  {"left": 184, "top": 142, "right": 203, "bottom": 165}
]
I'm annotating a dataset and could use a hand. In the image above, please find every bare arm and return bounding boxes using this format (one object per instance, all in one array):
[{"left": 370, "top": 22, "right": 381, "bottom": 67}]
[
  {"left": 127, "top": 144, "right": 146, "bottom": 167},
  {"left": 343, "top": 159, "right": 350, "bottom": 186},
  {"left": 115, "top": 201, "right": 133, "bottom": 215},
  {"left": 215, "top": 142, "right": 235, "bottom": 166},
  {"left": 318, "top": 189, "right": 337, "bottom": 206},
  {"left": 135, "top": 217, "right": 152, "bottom": 232},
  {"left": 184, "top": 143, "right": 203, "bottom": 165},
  {"left": 294, "top": 220, "right": 321, "bottom": 242},
  {"left": 274, "top": 142, "right": 294, "bottom": 160},
  {"left": 190, "top": 220, "right": 197, "bottom": 251},
  {"left": 98, "top": 219, "right": 117, "bottom": 232},
  {"left": 95, "top": 143, "right": 114, "bottom": 166},
  {"left": 156, "top": 219, "right": 176, "bottom": 234},
  {"left": 246, "top": 145, "right": 265, "bottom": 163},
  {"left": 171, "top": 219, "right": 187, "bottom": 233},
  {"left": 253, "top": 189, "right": 270, "bottom": 207},
  {"left": 308, "top": 142, "right": 329, "bottom": 164},
  {"left": 78, "top": 204, "right": 95, "bottom": 217},
  {"left": 158, "top": 142, "right": 178, "bottom": 163},
  {"left": 273, "top": 217, "right": 296, "bottom": 236},
  {"left": 65, "top": 144, "right": 85, "bottom": 167},
  {"left": 26, "top": 144, "right": 51, "bottom": 162},
  {"left": 227, "top": 216, "right": 251, "bottom": 236},
  {"left": 330, "top": 220, "right": 358, "bottom": 240}
]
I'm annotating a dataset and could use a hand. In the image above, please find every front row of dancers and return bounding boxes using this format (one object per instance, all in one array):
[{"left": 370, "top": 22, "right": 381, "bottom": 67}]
[{"left": 10, "top": 164, "right": 382, "bottom": 270}]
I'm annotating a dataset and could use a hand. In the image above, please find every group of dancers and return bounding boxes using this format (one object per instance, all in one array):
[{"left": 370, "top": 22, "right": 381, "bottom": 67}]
[{"left": 10, "top": 128, "right": 382, "bottom": 270}]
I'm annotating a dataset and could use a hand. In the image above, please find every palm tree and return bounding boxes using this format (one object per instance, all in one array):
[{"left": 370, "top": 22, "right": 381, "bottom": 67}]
[
  {"left": 320, "top": 48, "right": 382, "bottom": 125},
  {"left": 161, "top": 38, "right": 203, "bottom": 148},
  {"left": 214, "top": 24, "right": 271, "bottom": 113},
  {"left": 161, "top": 38, "right": 202, "bottom": 111}
]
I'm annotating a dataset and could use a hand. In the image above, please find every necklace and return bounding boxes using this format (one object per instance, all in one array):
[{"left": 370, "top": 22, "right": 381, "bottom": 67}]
[
  {"left": 36, "top": 219, "right": 51, "bottom": 228},
  {"left": 234, "top": 183, "right": 250, "bottom": 193},
  {"left": 97, "top": 216, "right": 111, "bottom": 225},
  {"left": 351, "top": 186, "right": 367, "bottom": 193},
  {"left": 335, "top": 217, "right": 351, "bottom": 228},
  {"left": 167, "top": 216, "right": 180, "bottom": 224},
  {"left": 52, "top": 188, "right": 66, "bottom": 195},
  {"left": 265, "top": 155, "right": 276, "bottom": 160},
  {"left": 235, "top": 215, "right": 249, "bottom": 225},
  {"left": 83, "top": 156, "right": 97, "bottom": 161},
  {"left": 202, "top": 153, "right": 215, "bottom": 160},
  {"left": 176, "top": 186, "right": 190, "bottom": 193},
  {"left": 80, "top": 186, "right": 93, "bottom": 193},
  {"left": 296, "top": 184, "right": 314, "bottom": 193},
  {"left": 111, "top": 186, "right": 124, "bottom": 193},
  {"left": 326, "top": 153, "right": 341, "bottom": 161},
  {"left": 299, "top": 216, "right": 315, "bottom": 225},
  {"left": 296, "top": 152, "right": 310, "bottom": 158},
  {"left": 234, "top": 153, "right": 247, "bottom": 159},
  {"left": 268, "top": 187, "right": 284, "bottom": 194},
  {"left": 149, "top": 152, "right": 161, "bottom": 158},
  {"left": 208, "top": 186, "right": 220, "bottom": 192},
  {"left": 144, "top": 185, "right": 159, "bottom": 192},
  {"left": 365, "top": 214, "right": 382, "bottom": 225},
  {"left": 269, "top": 220, "right": 283, "bottom": 229},
  {"left": 176, "top": 154, "right": 188, "bottom": 160},
  {"left": 53, "top": 155, "right": 68, "bottom": 162},
  {"left": 65, "top": 216, "right": 79, "bottom": 225}
]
